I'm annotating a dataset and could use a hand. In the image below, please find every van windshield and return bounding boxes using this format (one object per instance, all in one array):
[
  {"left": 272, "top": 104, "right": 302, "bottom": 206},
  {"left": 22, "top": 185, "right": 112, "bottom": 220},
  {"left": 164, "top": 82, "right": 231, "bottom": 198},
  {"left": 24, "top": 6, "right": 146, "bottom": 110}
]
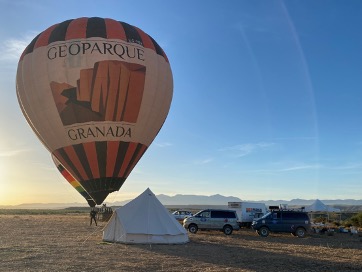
[
  {"left": 261, "top": 212, "right": 271, "bottom": 219},
  {"left": 193, "top": 211, "right": 202, "bottom": 217},
  {"left": 193, "top": 210, "right": 210, "bottom": 218}
]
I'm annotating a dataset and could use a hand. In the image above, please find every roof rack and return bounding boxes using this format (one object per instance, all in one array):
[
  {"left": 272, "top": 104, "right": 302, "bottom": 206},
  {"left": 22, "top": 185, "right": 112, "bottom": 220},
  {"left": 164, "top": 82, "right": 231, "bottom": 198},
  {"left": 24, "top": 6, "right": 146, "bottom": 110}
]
[{"left": 268, "top": 206, "right": 306, "bottom": 212}]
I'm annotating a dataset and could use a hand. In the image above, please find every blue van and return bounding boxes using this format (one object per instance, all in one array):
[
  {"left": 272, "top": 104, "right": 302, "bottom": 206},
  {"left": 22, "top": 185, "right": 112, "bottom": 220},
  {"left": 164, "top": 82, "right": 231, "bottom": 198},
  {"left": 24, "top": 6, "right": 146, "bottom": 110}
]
[{"left": 251, "top": 210, "right": 311, "bottom": 237}]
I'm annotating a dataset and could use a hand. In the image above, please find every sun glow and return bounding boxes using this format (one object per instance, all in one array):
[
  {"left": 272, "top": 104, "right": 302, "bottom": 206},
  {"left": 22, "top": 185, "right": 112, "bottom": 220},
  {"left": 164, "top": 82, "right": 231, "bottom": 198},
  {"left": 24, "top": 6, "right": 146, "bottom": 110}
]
[{"left": 0, "top": 156, "right": 12, "bottom": 205}]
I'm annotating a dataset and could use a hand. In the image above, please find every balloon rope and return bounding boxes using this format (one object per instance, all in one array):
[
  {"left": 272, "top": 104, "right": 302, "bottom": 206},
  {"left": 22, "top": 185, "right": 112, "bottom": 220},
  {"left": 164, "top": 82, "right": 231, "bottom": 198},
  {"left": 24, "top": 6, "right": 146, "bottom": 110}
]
[
  {"left": 81, "top": 225, "right": 103, "bottom": 244},
  {"left": 54, "top": 169, "right": 86, "bottom": 205},
  {"left": 106, "top": 188, "right": 121, "bottom": 204}
]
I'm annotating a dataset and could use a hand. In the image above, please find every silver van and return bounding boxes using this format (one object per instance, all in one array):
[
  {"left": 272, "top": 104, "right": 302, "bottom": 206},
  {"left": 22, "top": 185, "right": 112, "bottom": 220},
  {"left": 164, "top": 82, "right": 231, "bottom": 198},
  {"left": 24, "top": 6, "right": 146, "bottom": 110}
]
[{"left": 183, "top": 209, "right": 240, "bottom": 235}]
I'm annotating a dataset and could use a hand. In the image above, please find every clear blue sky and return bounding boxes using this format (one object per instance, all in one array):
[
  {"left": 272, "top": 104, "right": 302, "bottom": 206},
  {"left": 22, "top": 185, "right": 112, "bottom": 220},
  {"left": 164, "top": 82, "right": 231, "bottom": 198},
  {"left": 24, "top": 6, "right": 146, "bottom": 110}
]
[{"left": 1, "top": 0, "right": 362, "bottom": 205}]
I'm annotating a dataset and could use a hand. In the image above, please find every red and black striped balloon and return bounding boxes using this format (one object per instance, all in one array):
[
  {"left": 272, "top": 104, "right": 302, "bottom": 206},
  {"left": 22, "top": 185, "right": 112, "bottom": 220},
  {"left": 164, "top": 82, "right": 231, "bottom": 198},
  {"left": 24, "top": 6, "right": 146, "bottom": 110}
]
[{"left": 17, "top": 17, "right": 173, "bottom": 205}]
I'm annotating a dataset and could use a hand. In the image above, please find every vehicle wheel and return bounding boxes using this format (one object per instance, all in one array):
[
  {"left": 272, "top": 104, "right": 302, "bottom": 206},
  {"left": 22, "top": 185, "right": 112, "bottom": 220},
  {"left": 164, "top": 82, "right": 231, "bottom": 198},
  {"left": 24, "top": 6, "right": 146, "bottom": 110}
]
[
  {"left": 223, "top": 225, "right": 233, "bottom": 235},
  {"left": 188, "top": 224, "right": 198, "bottom": 234},
  {"left": 295, "top": 227, "right": 306, "bottom": 238},
  {"left": 259, "top": 227, "right": 269, "bottom": 237}
]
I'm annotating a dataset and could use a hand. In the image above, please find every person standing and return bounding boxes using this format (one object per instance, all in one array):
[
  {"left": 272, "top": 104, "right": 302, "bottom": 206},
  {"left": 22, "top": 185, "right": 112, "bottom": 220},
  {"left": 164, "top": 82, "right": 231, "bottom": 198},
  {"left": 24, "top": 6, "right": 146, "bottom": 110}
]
[{"left": 90, "top": 208, "right": 97, "bottom": 226}]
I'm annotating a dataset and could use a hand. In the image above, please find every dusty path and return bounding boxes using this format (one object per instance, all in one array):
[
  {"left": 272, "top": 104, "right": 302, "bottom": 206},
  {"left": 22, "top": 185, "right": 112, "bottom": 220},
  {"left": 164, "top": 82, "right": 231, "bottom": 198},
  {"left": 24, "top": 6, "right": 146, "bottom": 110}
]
[{"left": 0, "top": 214, "right": 361, "bottom": 271}]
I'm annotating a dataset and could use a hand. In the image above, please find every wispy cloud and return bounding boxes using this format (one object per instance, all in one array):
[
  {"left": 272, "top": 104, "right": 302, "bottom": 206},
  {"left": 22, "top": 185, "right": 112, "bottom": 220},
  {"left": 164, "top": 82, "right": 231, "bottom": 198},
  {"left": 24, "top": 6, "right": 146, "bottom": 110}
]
[
  {"left": 155, "top": 142, "right": 173, "bottom": 148},
  {"left": 0, "top": 148, "right": 31, "bottom": 157},
  {"left": 333, "top": 163, "right": 362, "bottom": 170},
  {"left": 278, "top": 163, "right": 321, "bottom": 172},
  {"left": 275, "top": 161, "right": 362, "bottom": 173},
  {"left": 274, "top": 136, "right": 317, "bottom": 141},
  {"left": 219, "top": 142, "right": 275, "bottom": 158},
  {"left": 0, "top": 33, "right": 37, "bottom": 61},
  {"left": 193, "top": 158, "right": 214, "bottom": 165}
]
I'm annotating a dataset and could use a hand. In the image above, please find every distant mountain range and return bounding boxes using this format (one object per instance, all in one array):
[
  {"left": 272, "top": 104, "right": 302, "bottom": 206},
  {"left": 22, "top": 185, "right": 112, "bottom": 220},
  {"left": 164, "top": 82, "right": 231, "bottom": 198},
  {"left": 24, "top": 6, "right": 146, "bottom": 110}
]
[{"left": 1, "top": 194, "right": 362, "bottom": 209}]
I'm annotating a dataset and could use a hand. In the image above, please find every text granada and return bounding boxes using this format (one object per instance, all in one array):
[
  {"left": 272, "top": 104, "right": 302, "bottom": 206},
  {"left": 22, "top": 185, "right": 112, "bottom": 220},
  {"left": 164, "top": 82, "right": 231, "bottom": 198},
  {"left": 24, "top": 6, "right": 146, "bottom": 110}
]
[{"left": 67, "top": 125, "right": 131, "bottom": 140}]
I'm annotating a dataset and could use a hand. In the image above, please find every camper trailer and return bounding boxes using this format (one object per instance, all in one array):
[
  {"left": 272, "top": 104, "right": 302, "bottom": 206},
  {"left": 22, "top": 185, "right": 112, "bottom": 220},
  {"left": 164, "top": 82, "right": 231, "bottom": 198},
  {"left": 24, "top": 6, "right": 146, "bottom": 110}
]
[{"left": 228, "top": 202, "right": 267, "bottom": 227}]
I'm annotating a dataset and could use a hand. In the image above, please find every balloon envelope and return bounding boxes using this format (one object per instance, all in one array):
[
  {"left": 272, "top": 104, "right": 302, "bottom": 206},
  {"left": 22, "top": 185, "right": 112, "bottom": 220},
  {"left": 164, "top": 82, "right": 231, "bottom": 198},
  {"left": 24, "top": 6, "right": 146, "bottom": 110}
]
[
  {"left": 17, "top": 17, "right": 173, "bottom": 204},
  {"left": 52, "top": 154, "right": 96, "bottom": 207}
]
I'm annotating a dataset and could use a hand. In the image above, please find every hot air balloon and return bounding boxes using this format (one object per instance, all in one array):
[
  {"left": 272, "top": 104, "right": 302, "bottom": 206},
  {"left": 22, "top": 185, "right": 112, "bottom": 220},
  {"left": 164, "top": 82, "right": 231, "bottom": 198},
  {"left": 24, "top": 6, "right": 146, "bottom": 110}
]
[
  {"left": 52, "top": 154, "right": 96, "bottom": 207},
  {"left": 17, "top": 17, "right": 173, "bottom": 205}
]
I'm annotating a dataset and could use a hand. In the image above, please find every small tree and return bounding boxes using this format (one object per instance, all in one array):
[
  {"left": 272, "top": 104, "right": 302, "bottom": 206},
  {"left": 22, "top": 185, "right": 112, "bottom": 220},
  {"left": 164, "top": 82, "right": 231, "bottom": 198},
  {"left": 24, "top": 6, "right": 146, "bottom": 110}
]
[
  {"left": 349, "top": 212, "right": 362, "bottom": 228},
  {"left": 342, "top": 219, "right": 352, "bottom": 228}
]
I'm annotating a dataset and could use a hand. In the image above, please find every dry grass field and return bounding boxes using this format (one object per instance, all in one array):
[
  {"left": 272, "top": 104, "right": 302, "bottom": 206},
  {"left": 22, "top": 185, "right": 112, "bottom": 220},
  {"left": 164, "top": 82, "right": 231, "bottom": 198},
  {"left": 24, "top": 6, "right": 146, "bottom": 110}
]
[{"left": 1, "top": 214, "right": 362, "bottom": 272}]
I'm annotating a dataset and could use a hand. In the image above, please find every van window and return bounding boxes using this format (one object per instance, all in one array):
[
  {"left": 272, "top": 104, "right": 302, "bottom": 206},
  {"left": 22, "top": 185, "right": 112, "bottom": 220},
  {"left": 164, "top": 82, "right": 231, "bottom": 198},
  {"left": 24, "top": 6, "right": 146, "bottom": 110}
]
[
  {"left": 211, "top": 210, "right": 236, "bottom": 218},
  {"left": 282, "top": 212, "right": 293, "bottom": 219},
  {"left": 198, "top": 211, "right": 210, "bottom": 218},
  {"left": 272, "top": 212, "right": 281, "bottom": 219},
  {"left": 295, "top": 213, "right": 308, "bottom": 220}
]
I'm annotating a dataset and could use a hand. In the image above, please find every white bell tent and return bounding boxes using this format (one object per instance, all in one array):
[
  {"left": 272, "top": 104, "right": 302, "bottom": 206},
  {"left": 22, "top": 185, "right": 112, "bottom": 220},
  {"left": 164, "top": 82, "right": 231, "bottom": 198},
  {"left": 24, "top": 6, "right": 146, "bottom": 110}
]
[
  {"left": 305, "top": 199, "right": 340, "bottom": 213},
  {"left": 305, "top": 199, "right": 341, "bottom": 222},
  {"left": 102, "top": 188, "right": 189, "bottom": 244}
]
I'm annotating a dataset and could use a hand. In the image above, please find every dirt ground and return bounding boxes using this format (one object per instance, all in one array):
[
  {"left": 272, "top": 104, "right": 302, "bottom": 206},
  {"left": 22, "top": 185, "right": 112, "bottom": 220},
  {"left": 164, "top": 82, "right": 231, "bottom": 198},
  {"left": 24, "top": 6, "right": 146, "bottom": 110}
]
[{"left": 0, "top": 214, "right": 362, "bottom": 272}]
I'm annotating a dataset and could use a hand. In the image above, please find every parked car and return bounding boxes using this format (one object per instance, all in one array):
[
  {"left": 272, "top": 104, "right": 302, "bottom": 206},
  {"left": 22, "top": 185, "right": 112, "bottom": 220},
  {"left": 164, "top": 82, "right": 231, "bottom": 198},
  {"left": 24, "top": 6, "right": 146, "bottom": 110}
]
[
  {"left": 172, "top": 210, "right": 193, "bottom": 221},
  {"left": 183, "top": 209, "right": 240, "bottom": 235},
  {"left": 251, "top": 209, "right": 311, "bottom": 238}
]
